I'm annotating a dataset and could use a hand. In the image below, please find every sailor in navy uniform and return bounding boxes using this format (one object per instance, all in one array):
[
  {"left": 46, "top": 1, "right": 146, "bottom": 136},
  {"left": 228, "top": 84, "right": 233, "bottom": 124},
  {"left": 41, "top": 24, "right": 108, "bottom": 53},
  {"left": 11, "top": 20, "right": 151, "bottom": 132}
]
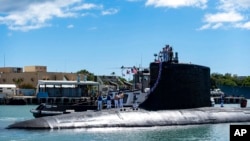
[
  {"left": 97, "top": 95, "right": 103, "bottom": 110},
  {"left": 106, "top": 94, "right": 112, "bottom": 109},
  {"left": 220, "top": 94, "right": 224, "bottom": 107}
]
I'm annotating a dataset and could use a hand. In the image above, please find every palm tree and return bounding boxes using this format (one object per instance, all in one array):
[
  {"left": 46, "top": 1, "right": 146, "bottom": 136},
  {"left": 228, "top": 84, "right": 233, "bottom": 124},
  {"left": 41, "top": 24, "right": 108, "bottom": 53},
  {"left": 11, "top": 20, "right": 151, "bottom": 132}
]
[
  {"left": 111, "top": 72, "right": 115, "bottom": 76},
  {"left": 76, "top": 69, "right": 95, "bottom": 81}
]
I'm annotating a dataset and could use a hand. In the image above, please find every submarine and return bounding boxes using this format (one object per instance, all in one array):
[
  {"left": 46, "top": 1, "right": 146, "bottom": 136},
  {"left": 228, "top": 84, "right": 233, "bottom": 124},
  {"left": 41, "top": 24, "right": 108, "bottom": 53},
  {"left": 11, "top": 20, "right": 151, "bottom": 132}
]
[{"left": 7, "top": 46, "right": 250, "bottom": 129}]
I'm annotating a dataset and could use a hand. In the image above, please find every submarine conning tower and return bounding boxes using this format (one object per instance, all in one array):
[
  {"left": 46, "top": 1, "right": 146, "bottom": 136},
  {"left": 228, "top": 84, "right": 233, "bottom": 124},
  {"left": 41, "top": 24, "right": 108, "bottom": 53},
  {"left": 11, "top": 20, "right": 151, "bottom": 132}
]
[{"left": 139, "top": 52, "right": 211, "bottom": 111}]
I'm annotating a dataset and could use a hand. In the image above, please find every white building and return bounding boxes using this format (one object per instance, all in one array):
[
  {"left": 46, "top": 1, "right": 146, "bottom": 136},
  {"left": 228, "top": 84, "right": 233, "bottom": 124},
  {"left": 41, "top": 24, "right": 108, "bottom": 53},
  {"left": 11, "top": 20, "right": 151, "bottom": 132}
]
[{"left": 0, "top": 84, "right": 17, "bottom": 98}]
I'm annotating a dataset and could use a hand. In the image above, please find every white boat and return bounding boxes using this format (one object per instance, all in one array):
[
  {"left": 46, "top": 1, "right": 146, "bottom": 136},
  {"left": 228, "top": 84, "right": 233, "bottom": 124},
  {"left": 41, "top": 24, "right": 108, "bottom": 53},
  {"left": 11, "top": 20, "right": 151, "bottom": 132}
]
[{"left": 31, "top": 89, "right": 149, "bottom": 117}]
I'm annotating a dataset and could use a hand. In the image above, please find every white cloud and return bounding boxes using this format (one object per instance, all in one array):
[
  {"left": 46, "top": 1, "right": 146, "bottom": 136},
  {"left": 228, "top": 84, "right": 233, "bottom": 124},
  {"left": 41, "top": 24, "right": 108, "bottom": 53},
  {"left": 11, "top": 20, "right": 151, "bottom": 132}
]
[
  {"left": 204, "top": 12, "right": 244, "bottom": 23},
  {"left": 197, "top": 23, "right": 211, "bottom": 30},
  {"left": 72, "top": 3, "right": 103, "bottom": 11},
  {"left": 81, "top": 12, "right": 96, "bottom": 17},
  {"left": 0, "top": 0, "right": 117, "bottom": 31},
  {"left": 197, "top": 22, "right": 223, "bottom": 30},
  {"left": 0, "top": 0, "right": 79, "bottom": 31},
  {"left": 199, "top": 0, "right": 250, "bottom": 30},
  {"left": 144, "top": 0, "right": 250, "bottom": 30},
  {"left": 145, "top": 0, "right": 208, "bottom": 9},
  {"left": 211, "top": 23, "right": 223, "bottom": 29},
  {"left": 217, "top": 0, "right": 250, "bottom": 12},
  {"left": 101, "top": 8, "right": 119, "bottom": 15},
  {"left": 235, "top": 21, "right": 250, "bottom": 29}
]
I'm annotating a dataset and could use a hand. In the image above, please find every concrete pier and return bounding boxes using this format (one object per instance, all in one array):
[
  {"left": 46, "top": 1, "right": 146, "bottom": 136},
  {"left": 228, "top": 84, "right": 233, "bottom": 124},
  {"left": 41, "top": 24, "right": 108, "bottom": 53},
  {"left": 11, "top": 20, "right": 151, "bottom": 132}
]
[{"left": 213, "top": 96, "right": 246, "bottom": 104}]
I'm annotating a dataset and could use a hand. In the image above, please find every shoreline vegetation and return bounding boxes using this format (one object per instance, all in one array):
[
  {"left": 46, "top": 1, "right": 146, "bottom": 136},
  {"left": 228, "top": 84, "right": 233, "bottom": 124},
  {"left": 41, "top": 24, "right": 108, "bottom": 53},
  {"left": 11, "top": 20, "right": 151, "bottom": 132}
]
[{"left": 211, "top": 73, "right": 250, "bottom": 89}]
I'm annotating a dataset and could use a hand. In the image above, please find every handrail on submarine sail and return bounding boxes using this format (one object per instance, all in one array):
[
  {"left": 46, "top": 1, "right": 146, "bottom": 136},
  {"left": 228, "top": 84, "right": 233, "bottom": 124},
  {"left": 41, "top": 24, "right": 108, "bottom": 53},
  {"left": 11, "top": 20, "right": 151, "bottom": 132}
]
[{"left": 149, "top": 62, "right": 163, "bottom": 94}]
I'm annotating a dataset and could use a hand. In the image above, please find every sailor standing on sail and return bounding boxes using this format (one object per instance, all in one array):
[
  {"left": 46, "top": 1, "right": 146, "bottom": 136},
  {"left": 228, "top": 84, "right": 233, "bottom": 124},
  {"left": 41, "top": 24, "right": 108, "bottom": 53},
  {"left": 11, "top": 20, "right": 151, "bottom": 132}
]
[
  {"left": 163, "top": 45, "right": 169, "bottom": 62},
  {"left": 168, "top": 47, "right": 173, "bottom": 62}
]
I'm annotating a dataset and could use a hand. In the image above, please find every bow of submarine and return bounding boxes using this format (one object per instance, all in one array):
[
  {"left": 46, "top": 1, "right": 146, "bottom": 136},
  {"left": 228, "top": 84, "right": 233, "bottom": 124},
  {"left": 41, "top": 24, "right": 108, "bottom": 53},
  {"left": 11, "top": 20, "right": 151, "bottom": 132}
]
[{"left": 7, "top": 117, "right": 52, "bottom": 129}]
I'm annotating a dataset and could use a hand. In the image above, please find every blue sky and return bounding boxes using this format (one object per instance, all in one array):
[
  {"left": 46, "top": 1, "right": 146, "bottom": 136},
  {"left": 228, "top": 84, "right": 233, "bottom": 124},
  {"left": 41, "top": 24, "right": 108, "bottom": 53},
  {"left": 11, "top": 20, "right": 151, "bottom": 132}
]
[{"left": 0, "top": 0, "right": 249, "bottom": 78}]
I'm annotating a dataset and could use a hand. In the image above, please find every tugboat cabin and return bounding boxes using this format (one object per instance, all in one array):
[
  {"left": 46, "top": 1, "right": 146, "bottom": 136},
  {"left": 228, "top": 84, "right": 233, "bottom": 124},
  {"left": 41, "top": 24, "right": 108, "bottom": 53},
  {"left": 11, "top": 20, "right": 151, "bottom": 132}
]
[{"left": 36, "top": 80, "right": 99, "bottom": 98}]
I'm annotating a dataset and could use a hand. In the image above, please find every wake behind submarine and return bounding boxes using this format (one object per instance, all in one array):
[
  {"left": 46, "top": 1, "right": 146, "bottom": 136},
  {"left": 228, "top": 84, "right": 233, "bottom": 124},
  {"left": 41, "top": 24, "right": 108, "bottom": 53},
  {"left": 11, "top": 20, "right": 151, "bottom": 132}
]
[{"left": 7, "top": 46, "right": 250, "bottom": 129}]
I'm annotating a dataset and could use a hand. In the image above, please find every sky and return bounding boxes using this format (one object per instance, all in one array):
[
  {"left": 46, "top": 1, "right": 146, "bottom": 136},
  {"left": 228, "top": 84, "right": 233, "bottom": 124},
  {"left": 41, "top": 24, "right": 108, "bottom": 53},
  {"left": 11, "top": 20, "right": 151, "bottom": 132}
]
[{"left": 0, "top": 0, "right": 250, "bottom": 78}]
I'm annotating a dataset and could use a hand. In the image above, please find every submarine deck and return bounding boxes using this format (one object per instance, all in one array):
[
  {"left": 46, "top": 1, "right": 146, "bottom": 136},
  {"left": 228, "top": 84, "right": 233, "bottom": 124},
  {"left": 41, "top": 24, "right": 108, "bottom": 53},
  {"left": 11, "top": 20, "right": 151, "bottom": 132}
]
[{"left": 7, "top": 107, "right": 250, "bottom": 129}]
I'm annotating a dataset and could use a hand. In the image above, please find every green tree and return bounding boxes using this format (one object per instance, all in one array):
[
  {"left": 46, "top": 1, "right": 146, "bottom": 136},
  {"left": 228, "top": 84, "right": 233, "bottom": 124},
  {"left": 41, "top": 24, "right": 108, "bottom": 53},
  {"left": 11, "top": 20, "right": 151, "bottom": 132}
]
[
  {"left": 118, "top": 76, "right": 127, "bottom": 83},
  {"left": 242, "top": 76, "right": 250, "bottom": 87},
  {"left": 210, "top": 73, "right": 250, "bottom": 87},
  {"left": 111, "top": 72, "right": 115, "bottom": 76},
  {"left": 223, "top": 79, "right": 237, "bottom": 86},
  {"left": 76, "top": 69, "right": 95, "bottom": 81}
]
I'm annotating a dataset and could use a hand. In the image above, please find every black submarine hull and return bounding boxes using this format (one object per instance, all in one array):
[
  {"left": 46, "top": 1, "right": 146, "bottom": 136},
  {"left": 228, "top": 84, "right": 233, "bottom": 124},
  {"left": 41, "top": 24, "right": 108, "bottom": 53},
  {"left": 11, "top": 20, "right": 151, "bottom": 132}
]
[{"left": 7, "top": 107, "right": 250, "bottom": 129}]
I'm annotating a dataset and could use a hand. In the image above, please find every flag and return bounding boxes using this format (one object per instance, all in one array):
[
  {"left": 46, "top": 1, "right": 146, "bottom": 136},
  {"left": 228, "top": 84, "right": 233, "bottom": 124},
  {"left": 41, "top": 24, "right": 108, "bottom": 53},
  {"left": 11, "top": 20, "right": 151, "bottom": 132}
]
[{"left": 131, "top": 67, "right": 137, "bottom": 74}]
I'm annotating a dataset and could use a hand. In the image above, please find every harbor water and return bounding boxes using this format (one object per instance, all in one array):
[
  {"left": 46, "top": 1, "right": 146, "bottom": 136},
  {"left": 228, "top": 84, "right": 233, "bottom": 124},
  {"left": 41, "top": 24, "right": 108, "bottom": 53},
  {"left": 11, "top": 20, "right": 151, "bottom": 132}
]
[{"left": 0, "top": 101, "right": 250, "bottom": 141}]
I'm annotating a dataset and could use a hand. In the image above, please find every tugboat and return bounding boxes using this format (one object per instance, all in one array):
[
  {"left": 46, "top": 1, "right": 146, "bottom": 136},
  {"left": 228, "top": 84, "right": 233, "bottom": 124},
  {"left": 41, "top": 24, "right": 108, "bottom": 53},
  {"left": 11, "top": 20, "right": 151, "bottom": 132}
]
[
  {"left": 210, "top": 88, "right": 247, "bottom": 106},
  {"left": 30, "top": 89, "right": 148, "bottom": 118},
  {"left": 30, "top": 67, "right": 150, "bottom": 118}
]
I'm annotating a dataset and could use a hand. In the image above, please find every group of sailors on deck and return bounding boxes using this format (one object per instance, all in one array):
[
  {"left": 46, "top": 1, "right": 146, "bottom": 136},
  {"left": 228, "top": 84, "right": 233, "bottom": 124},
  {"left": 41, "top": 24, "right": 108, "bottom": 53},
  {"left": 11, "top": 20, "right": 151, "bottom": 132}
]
[{"left": 97, "top": 91, "right": 125, "bottom": 111}]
